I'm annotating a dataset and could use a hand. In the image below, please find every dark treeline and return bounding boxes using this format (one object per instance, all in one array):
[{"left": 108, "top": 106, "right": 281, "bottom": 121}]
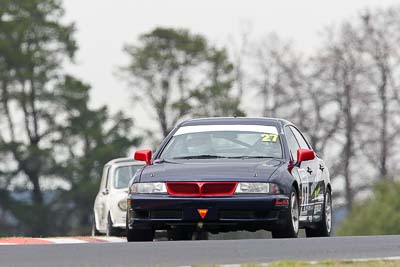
[
  {"left": 1, "top": 0, "right": 400, "bottom": 236},
  {"left": 0, "top": 0, "right": 140, "bottom": 236}
]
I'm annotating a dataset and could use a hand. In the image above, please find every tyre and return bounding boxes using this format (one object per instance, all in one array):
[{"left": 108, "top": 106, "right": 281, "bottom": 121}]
[
  {"left": 126, "top": 228, "right": 155, "bottom": 242},
  {"left": 272, "top": 186, "right": 299, "bottom": 238},
  {"left": 126, "top": 213, "right": 154, "bottom": 242},
  {"left": 91, "top": 214, "right": 101, "bottom": 237},
  {"left": 168, "top": 228, "right": 193, "bottom": 241},
  {"left": 106, "top": 213, "right": 121, "bottom": 237},
  {"left": 305, "top": 188, "right": 332, "bottom": 237}
]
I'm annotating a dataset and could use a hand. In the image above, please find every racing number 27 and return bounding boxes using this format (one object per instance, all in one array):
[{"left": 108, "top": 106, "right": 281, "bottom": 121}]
[{"left": 261, "top": 133, "right": 278, "bottom": 142}]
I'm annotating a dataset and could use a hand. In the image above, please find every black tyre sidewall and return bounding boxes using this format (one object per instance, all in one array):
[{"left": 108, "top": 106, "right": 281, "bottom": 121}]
[
  {"left": 305, "top": 188, "right": 332, "bottom": 238},
  {"left": 127, "top": 228, "right": 154, "bottom": 242},
  {"left": 126, "top": 212, "right": 154, "bottom": 242},
  {"left": 272, "top": 186, "right": 299, "bottom": 238},
  {"left": 106, "top": 213, "right": 120, "bottom": 237},
  {"left": 320, "top": 188, "right": 332, "bottom": 236},
  {"left": 92, "top": 213, "right": 100, "bottom": 236}
]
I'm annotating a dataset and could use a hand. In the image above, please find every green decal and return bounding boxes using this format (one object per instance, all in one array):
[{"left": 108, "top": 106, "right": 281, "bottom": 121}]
[{"left": 313, "top": 186, "right": 321, "bottom": 199}]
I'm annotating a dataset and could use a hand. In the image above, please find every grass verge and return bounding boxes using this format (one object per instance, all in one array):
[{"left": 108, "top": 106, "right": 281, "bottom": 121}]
[{"left": 193, "top": 259, "right": 400, "bottom": 267}]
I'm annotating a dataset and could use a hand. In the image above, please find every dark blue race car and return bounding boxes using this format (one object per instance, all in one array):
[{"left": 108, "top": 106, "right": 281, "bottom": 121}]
[{"left": 126, "top": 118, "right": 332, "bottom": 241}]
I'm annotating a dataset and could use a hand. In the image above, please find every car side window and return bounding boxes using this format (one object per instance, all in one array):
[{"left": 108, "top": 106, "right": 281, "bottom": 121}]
[
  {"left": 285, "top": 126, "right": 300, "bottom": 162},
  {"left": 289, "top": 126, "right": 311, "bottom": 150},
  {"left": 105, "top": 167, "right": 112, "bottom": 189}
]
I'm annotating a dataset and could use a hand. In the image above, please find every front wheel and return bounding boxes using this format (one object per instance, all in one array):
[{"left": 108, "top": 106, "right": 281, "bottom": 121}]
[
  {"left": 305, "top": 188, "right": 332, "bottom": 237},
  {"left": 272, "top": 186, "right": 299, "bottom": 238},
  {"left": 91, "top": 213, "right": 101, "bottom": 237},
  {"left": 126, "top": 213, "right": 154, "bottom": 242},
  {"left": 106, "top": 213, "right": 121, "bottom": 237},
  {"left": 126, "top": 228, "right": 155, "bottom": 242}
]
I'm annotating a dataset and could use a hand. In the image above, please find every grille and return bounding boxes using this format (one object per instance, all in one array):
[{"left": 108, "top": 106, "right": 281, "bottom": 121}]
[
  {"left": 132, "top": 210, "right": 149, "bottom": 219},
  {"left": 201, "top": 182, "right": 237, "bottom": 196},
  {"left": 166, "top": 182, "right": 200, "bottom": 196},
  {"left": 150, "top": 210, "right": 182, "bottom": 219},
  {"left": 166, "top": 182, "right": 238, "bottom": 196},
  {"left": 220, "top": 210, "right": 276, "bottom": 220},
  {"left": 220, "top": 210, "right": 255, "bottom": 219}
]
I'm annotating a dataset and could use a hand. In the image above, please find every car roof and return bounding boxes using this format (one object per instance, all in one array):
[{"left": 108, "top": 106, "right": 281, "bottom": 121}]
[
  {"left": 104, "top": 157, "right": 144, "bottom": 167},
  {"left": 179, "top": 117, "right": 293, "bottom": 127}
]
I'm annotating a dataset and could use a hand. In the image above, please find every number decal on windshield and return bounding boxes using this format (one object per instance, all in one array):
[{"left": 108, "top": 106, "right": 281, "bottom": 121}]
[{"left": 261, "top": 133, "right": 279, "bottom": 142}]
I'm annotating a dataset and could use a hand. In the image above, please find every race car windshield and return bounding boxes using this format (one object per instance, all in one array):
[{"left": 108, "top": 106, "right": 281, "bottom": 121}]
[
  {"left": 160, "top": 125, "right": 283, "bottom": 160},
  {"left": 114, "top": 165, "right": 142, "bottom": 189}
]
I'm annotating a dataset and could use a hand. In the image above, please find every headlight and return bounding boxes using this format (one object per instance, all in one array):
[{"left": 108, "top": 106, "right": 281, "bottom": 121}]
[
  {"left": 234, "top": 182, "right": 280, "bottom": 194},
  {"left": 130, "top": 182, "right": 167, "bottom": 194},
  {"left": 118, "top": 199, "right": 127, "bottom": 211}
]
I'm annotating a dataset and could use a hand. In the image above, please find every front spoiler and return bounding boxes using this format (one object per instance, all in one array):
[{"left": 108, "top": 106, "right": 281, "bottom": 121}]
[{"left": 127, "top": 194, "right": 290, "bottom": 233}]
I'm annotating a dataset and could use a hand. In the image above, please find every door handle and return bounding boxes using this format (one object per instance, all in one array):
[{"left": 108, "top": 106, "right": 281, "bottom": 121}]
[
  {"left": 307, "top": 167, "right": 313, "bottom": 175},
  {"left": 102, "top": 189, "right": 109, "bottom": 195}
]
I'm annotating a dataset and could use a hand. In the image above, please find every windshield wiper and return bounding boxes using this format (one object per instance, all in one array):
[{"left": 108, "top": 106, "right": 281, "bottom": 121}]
[
  {"left": 173, "top": 155, "right": 227, "bottom": 159},
  {"left": 227, "top": 156, "right": 277, "bottom": 159},
  {"left": 153, "top": 158, "right": 177, "bottom": 164}
]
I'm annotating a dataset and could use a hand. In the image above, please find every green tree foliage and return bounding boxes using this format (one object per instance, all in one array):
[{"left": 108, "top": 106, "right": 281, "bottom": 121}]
[
  {"left": 337, "top": 180, "right": 400, "bottom": 236},
  {"left": 53, "top": 76, "right": 141, "bottom": 235},
  {"left": 0, "top": 0, "right": 140, "bottom": 236},
  {"left": 122, "top": 27, "right": 244, "bottom": 139},
  {"left": 0, "top": 0, "right": 77, "bottom": 236},
  {"left": 122, "top": 28, "right": 206, "bottom": 138},
  {"left": 191, "top": 48, "right": 245, "bottom": 117}
]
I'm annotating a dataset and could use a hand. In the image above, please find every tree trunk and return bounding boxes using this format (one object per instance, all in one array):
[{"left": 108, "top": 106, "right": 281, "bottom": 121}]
[
  {"left": 343, "top": 83, "right": 354, "bottom": 211},
  {"left": 378, "top": 68, "right": 388, "bottom": 179},
  {"left": 31, "top": 173, "right": 43, "bottom": 205}
]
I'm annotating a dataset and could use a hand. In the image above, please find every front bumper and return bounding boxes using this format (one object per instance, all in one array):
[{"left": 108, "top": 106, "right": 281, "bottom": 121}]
[{"left": 127, "top": 194, "right": 290, "bottom": 233}]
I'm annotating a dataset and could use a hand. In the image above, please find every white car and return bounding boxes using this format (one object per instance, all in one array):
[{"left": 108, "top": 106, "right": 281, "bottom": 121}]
[{"left": 92, "top": 158, "right": 144, "bottom": 236}]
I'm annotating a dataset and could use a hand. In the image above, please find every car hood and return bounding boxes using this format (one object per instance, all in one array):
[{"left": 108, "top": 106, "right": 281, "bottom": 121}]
[{"left": 139, "top": 159, "right": 285, "bottom": 182}]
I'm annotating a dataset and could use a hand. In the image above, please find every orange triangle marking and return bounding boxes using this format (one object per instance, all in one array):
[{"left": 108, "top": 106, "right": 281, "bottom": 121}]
[{"left": 197, "top": 209, "right": 208, "bottom": 219}]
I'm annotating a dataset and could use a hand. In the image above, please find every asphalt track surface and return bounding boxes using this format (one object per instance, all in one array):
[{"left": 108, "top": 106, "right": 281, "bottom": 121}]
[{"left": 1, "top": 235, "right": 400, "bottom": 267}]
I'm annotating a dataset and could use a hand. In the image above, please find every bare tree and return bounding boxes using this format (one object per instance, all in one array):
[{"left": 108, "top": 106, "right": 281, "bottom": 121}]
[
  {"left": 315, "top": 22, "right": 374, "bottom": 210},
  {"left": 249, "top": 35, "right": 340, "bottom": 158},
  {"left": 248, "top": 25, "right": 374, "bottom": 210},
  {"left": 228, "top": 23, "right": 252, "bottom": 102},
  {"left": 357, "top": 7, "right": 400, "bottom": 180}
]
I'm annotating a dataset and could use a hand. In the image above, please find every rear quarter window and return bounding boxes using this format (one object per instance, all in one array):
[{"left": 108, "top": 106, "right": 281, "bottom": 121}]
[{"left": 289, "top": 126, "right": 311, "bottom": 150}]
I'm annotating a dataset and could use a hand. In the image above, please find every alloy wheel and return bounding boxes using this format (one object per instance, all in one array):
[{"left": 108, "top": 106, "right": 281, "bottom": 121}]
[
  {"left": 291, "top": 192, "right": 299, "bottom": 234},
  {"left": 325, "top": 191, "right": 332, "bottom": 234}
]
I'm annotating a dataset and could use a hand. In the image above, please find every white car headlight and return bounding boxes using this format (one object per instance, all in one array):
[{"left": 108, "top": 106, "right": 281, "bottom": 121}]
[
  {"left": 118, "top": 199, "right": 127, "bottom": 211},
  {"left": 235, "top": 182, "right": 280, "bottom": 194},
  {"left": 130, "top": 182, "right": 167, "bottom": 194}
]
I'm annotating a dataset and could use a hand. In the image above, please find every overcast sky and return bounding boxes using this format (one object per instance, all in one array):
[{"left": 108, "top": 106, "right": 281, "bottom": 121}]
[{"left": 63, "top": 0, "right": 399, "bottom": 130}]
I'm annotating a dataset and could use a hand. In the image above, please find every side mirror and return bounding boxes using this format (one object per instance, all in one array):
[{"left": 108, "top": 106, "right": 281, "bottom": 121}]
[
  {"left": 134, "top": 149, "right": 152, "bottom": 165},
  {"left": 297, "top": 148, "right": 315, "bottom": 163}
]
